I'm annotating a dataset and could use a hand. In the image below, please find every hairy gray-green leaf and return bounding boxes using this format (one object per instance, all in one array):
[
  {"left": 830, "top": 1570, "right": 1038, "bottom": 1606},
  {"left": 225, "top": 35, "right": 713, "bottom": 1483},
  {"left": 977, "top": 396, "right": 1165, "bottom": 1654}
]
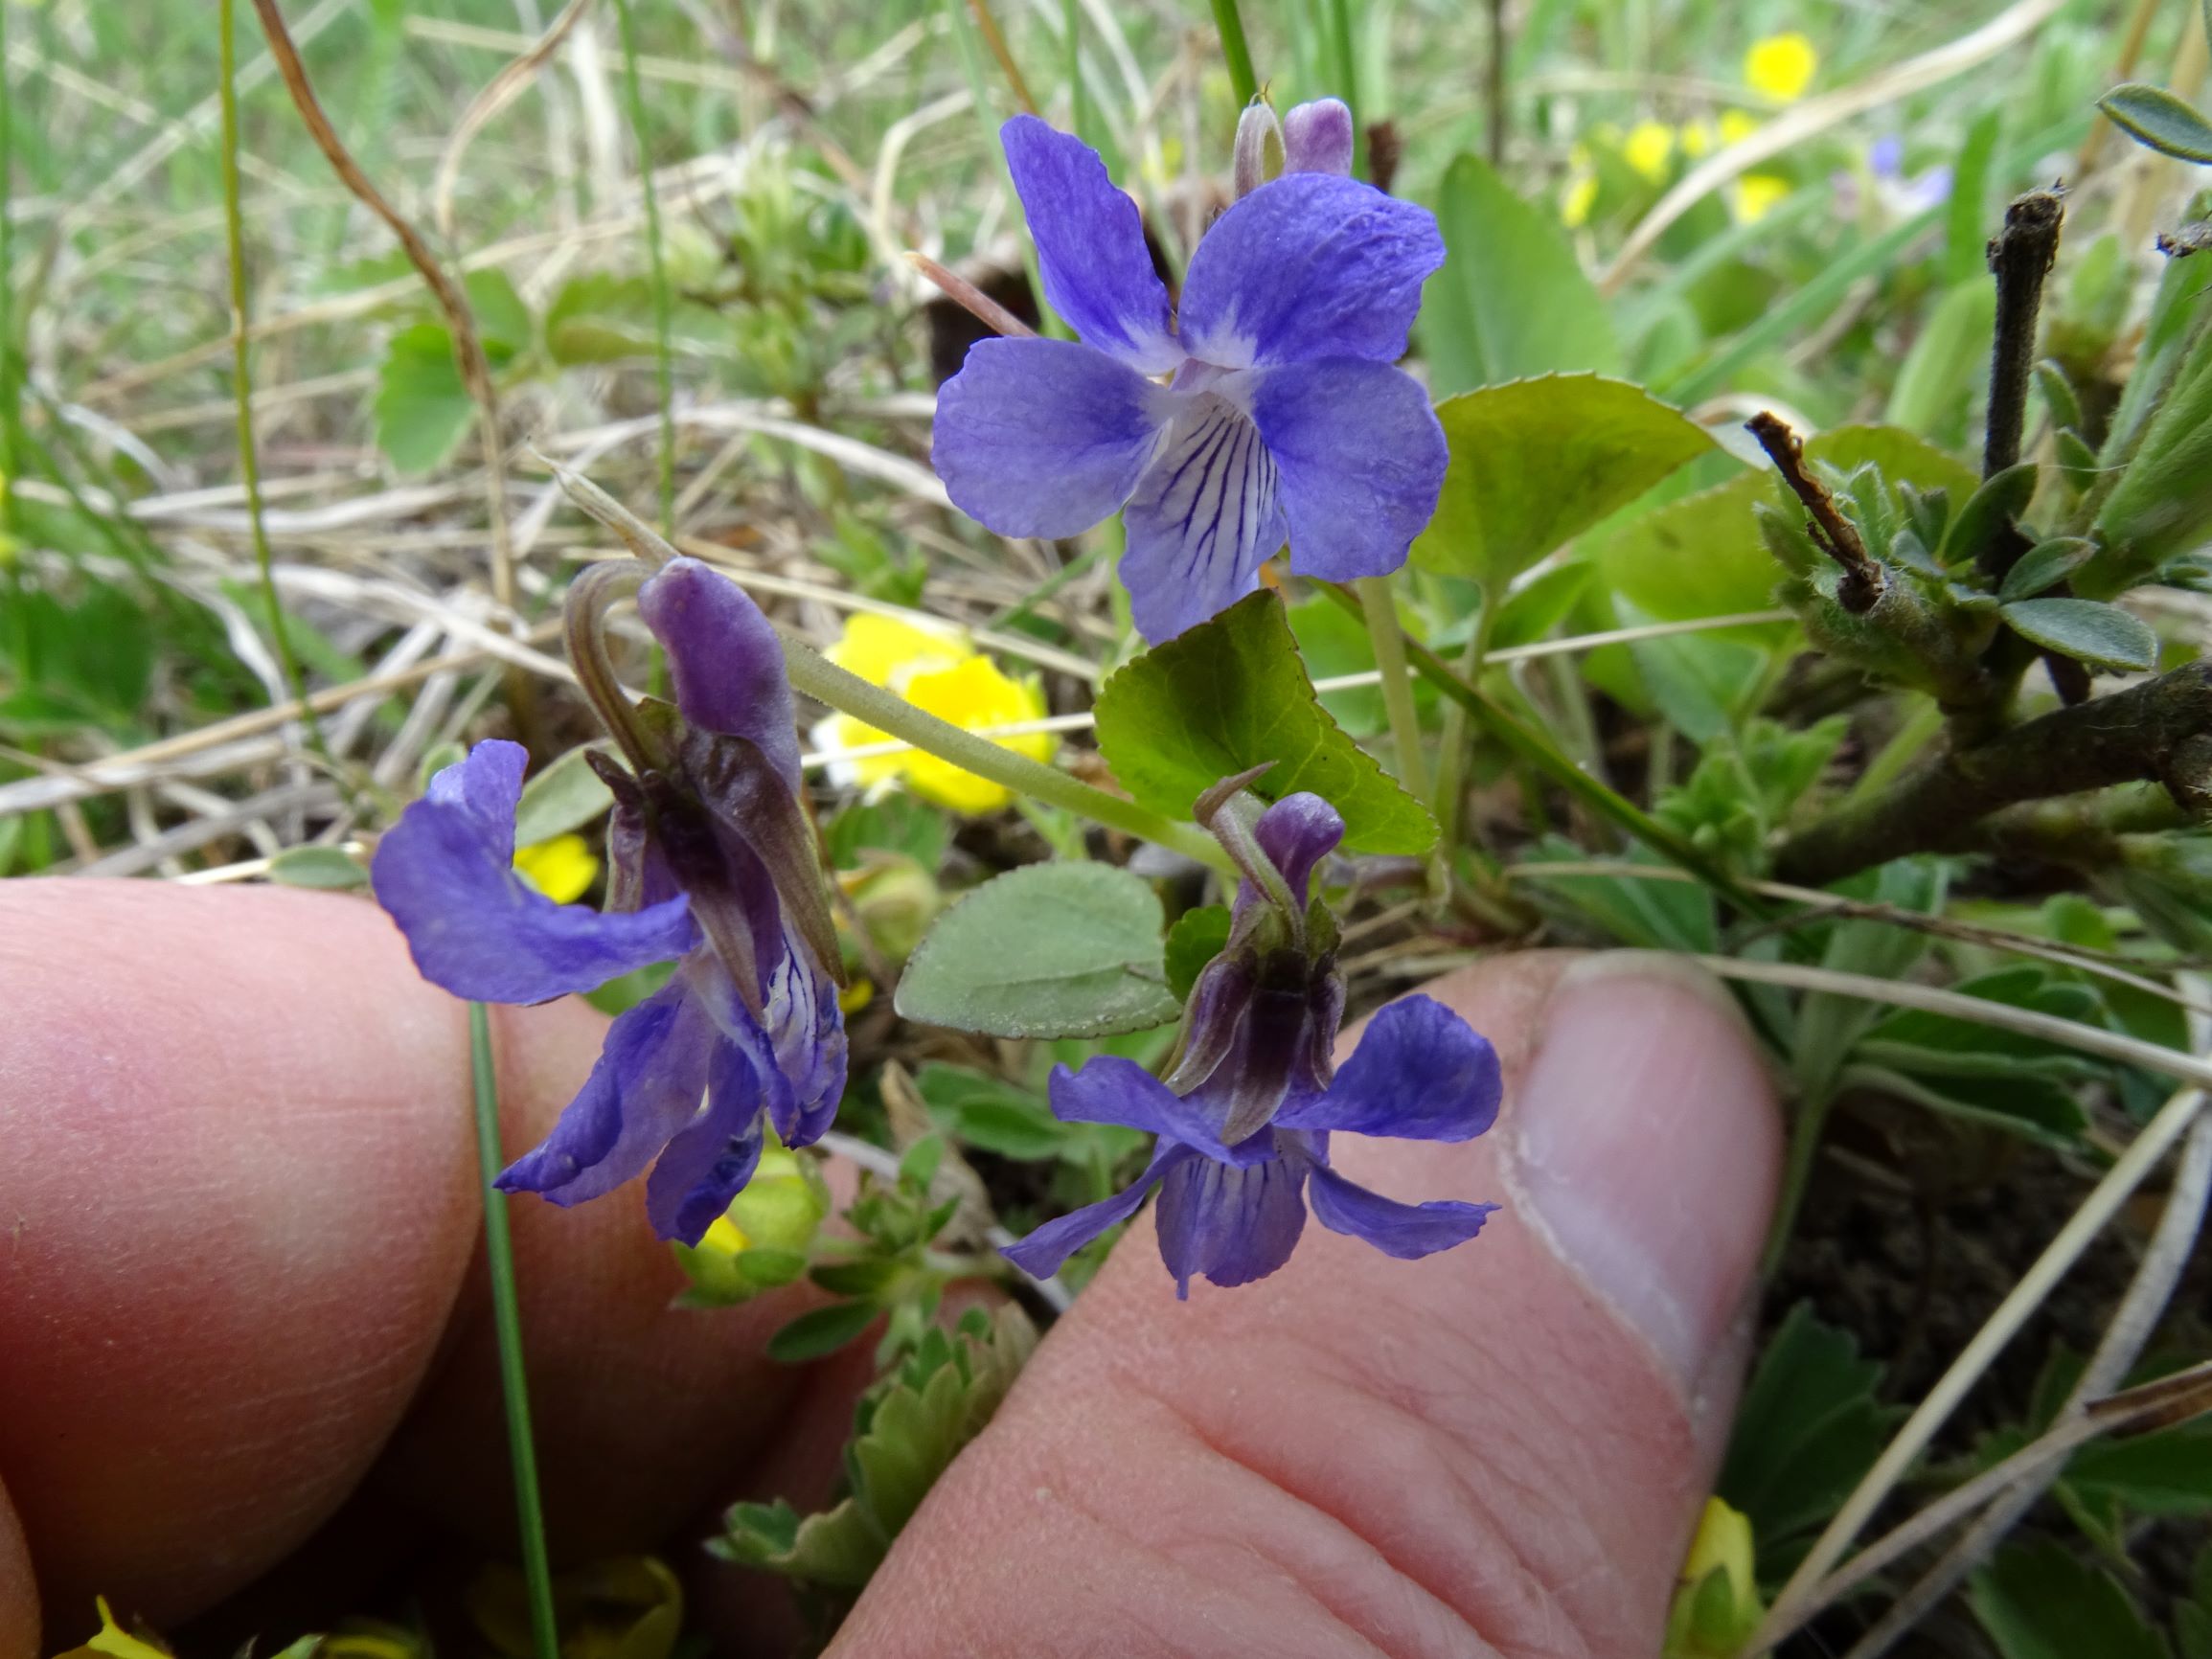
[
  {"left": 512, "top": 743, "right": 616, "bottom": 847},
  {"left": 895, "top": 863, "right": 1180, "bottom": 1038},
  {"left": 1422, "top": 152, "right": 1622, "bottom": 396},
  {"left": 1411, "top": 375, "right": 1718, "bottom": 587},
  {"left": 2099, "top": 81, "right": 2212, "bottom": 163},
  {"left": 1940, "top": 460, "right": 2039, "bottom": 567},
  {"left": 267, "top": 846, "right": 370, "bottom": 890},
  {"left": 1998, "top": 537, "right": 2097, "bottom": 602},
  {"left": 1998, "top": 597, "right": 2159, "bottom": 672},
  {"left": 1092, "top": 591, "right": 1438, "bottom": 855}
]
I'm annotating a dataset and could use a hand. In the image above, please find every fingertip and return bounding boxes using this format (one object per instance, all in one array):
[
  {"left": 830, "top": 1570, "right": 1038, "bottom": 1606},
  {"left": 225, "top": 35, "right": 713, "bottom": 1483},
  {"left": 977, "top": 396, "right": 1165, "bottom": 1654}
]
[
  {"left": 0, "top": 880, "right": 483, "bottom": 1628},
  {"left": 0, "top": 1482, "right": 37, "bottom": 1659}
]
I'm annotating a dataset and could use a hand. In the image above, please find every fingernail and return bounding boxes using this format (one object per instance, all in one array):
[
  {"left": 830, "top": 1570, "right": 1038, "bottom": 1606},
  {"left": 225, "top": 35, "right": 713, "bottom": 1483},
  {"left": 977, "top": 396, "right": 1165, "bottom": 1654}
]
[{"left": 1507, "top": 952, "right": 1781, "bottom": 1402}]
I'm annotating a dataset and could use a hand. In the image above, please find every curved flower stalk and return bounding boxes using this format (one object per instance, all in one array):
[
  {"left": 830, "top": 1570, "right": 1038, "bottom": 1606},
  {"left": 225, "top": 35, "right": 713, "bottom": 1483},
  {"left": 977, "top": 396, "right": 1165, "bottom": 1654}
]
[
  {"left": 372, "top": 556, "right": 847, "bottom": 1245},
  {"left": 931, "top": 105, "right": 1448, "bottom": 643},
  {"left": 1002, "top": 782, "right": 1502, "bottom": 1297}
]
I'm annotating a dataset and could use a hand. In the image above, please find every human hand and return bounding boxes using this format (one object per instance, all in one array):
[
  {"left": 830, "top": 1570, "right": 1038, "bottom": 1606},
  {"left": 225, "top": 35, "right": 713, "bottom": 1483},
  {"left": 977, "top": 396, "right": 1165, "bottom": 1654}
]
[{"left": 0, "top": 880, "right": 1777, "bottom": 1657}]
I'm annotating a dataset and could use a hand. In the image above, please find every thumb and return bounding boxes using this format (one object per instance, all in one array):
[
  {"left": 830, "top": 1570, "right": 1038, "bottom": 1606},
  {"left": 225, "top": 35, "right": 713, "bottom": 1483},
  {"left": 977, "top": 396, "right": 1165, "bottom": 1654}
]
[{"left": 830, "top": 950, "right": 1781, "bottom": 1657}]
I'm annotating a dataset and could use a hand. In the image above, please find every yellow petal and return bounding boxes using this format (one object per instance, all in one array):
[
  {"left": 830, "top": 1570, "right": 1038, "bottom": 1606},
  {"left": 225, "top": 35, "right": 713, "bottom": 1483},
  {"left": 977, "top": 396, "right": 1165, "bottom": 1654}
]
[
  {"left": 1561, "top": 171, "right": 1599, "bottom": 228},
  {"left": 823, "top": 613, "right": 964, "bottom": 688},
  {"left": 1680, "top": 1496, "right": 1759, "bottom": 1605},
  {"left": 1745, "top": 32, "right": 1817, "bottom": 102},
  {"left": 897, "top": 655, "right": 1054, "bottom": 813},
  {"left": 54, "top": 1599, "right": 175, "bottom": 1659},
  {"left": 513, "top": 833, "right": 599, "bottom": 904},
  {"left": 1624, "top": 121, "right": 1675, "bottom": 180},
  {"left": 1718, "top": 108, "right": 1762, "bottom": 148},
  {"left": 1733, "top": 173, "right": 1790, "bottom": 222},
  {"left": 1679, "top": 119, "right": 1717, "bottom": 159}
]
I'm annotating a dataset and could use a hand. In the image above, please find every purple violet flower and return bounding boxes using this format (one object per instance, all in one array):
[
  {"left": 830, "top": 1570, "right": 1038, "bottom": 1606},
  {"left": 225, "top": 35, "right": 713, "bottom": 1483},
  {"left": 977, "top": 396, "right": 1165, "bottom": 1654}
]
[
  {"left": 1002, "top": 788, "right": 1501, "bottom": 1297},
  {"left": 930, "top": 111, "right": 1449, "bottom": 644},
  {"left": 371, "top": 556, "right": 847, "bottom": 1245}
]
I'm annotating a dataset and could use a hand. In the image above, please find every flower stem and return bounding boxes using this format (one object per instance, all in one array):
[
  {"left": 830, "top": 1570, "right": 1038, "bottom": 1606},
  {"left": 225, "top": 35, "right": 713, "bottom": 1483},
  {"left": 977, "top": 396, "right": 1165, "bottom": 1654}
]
[
  {"left": 219, "top": 0, "right": 331, "bottom": 768},
  {"left": 1326, "top": 0, "right": 1363, "bottom": 177},
  {"left": 1356, "top": 575, "right": 1430, "bottom": 804},
  {"left": 608, "top": 0, "right": 676, "bottom": 536},
  {"left": 1320, "top": 580, "right": 1772, "bottom": 917},
  {"left": 1210, "top": 0, "right": 1260, "bottom": 109},
  {"left": 779, "top": 633, "right": 1235, "bottom": 876},
  {"left": 468, "top": 1003, "right": 559, "bottom": 1659}
]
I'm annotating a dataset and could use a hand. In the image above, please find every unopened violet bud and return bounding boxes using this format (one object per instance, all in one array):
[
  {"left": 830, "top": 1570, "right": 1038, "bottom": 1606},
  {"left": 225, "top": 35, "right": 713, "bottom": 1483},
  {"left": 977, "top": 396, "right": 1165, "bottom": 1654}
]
[
  {"left": 1232, "top": 100, "right": 1285, "bottom": 198},
  {"left": 1283, "top": 98, "right": 1355, "bottom": 176}
]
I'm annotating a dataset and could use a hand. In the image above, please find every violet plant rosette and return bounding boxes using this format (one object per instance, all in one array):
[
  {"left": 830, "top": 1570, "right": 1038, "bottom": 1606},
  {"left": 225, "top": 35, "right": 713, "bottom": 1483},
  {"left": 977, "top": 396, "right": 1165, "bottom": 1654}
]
[
  {"left": 371, "top": 555, "right": 847, "bottom": 1246},
  {"left": 930, "top": 102, "right": 1450, "bottom": 643},
  {"left": 1003, "top": 781, "right": 1503, "bottom": 1297}
]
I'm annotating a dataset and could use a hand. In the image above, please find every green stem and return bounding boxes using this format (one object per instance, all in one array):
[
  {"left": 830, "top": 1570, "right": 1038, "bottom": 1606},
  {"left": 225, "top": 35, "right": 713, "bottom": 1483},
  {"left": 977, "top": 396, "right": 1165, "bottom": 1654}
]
[
  {"left": 219, "top": 0, "right": 331, "bottom": 765},
  {"left": 1430, "top": 593, "right": 1494, "bottom": 846},
  {"left": 1210, "top": 0, "right": 1260, "bottom": 109},
  {"left": 1327, "top": 0, "right": 1362, "bottom": 178},
  {"left": 0, "top": 0, "right": 16, "bottom": 546},
  {"left": 609, "top": 0, "right": 676, "bottom": 536},
  {"left": 1357, "top": 574, "right": 1429, "bottom": 802},
  {"left": 1761, "top": 1091, "right": 1834, "bottom": 1278},
  {"left": 989, "top": 543, "right": 1104, "bottom": 632},
  {"left": 1319, "top": 581, "right": 1770, "bottom": 917},
  {"left": 781, "top": 632, "right": 1234, "bottom": 875},
  {"left": 468, "top": 1004, "right": 560, "bottom": 1659},
  {"left": 1062, "top": 0, "right": 1088, "bottom": 145}
]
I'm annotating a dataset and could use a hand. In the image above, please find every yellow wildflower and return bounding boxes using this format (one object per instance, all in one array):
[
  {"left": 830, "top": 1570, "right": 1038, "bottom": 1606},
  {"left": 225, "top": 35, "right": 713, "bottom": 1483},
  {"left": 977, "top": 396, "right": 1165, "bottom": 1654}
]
[
  {"left": 1624, "top": 121, "right": 1675, "bottom": 181},
  {"left": 1561, "top": 143, "right": 1599, "bottom": 226},
  {"left": 1719, "top": 109, "right": 1762, "bottom": 148},
  {"left": 1663, "top": 1497, "right": 1765, "bottom": 1656},
  {"left": 512, "top": 832, "right": 598, "bottom": 903},
  {"left": 1679, "top": 120, "right": 1717, "bottom": 159},
  {"left": 1745, "top": 32, "right": 1817, "bottom": 102},
  {"left": 818, "top": 615, "right": 1053, "bottom": 814},
  {"left": 1733, "top": 173, "right": 1792, "bottom": 222},
  {"left": 54, "top": 1600, "right": 173, "bottom": 1659}
]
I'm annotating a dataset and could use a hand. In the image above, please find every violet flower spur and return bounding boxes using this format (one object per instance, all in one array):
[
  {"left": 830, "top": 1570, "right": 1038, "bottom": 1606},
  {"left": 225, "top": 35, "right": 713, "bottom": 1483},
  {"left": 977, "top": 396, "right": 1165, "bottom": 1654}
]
[
  {"left": 1001, "top": 786, "right": 1502, "bottom": 1298},
  {"left": 370, "top": 555, "right": 847, "bottom": 1246},
  {"left": 930, "top": 106, "right": 1449, "bottom": 644}
]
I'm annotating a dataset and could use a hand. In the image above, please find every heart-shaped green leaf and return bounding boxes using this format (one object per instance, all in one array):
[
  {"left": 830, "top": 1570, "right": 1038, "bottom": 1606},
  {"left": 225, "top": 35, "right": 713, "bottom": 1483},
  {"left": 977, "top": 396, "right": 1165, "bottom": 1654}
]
[
  {"left": 1093, "top": 591, "right": 1439, "bottom": 855},
  {"left": 895, "top": 862, "right": 1180, "bottom": 1038},
  {"left": 1412, "top": 375, "right": 1719, "bottom": 588}
]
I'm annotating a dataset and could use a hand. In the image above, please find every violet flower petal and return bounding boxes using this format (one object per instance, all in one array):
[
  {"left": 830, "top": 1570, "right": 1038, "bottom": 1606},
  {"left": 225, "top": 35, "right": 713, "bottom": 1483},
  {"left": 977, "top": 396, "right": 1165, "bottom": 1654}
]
[
  {"left": 1179, "top": 173, "right": 1443, "bottom": 369},
  {"left": 763, "top": 932, "right": 847, "bottom": 1148},
  {"left": 1252, "top": 792, "right": 1345, "bottom": 909},
  {"left": 1283, "top": 98, "right": 1355, "bottom": 175},
  {"left": 644, "top": 1026, "right": 773, "bottom": 1244},
  {"left": 372, "top": 740, "right": 697, "bottom": 1005},
  {"left": 1117, "top": 393, "right": 1285, "bottom": 642},
  {"left": 1306, "top": 1161, "right": 1496, "bottom": 1259},
  {"left": 1250, "top": 357, "right": 1448, "bottom": 583},
  {"left": 1274, "top": 995, "right": 1502, "bottom": 1141},
  {"left": 1047, "top": 1057, "right": 1274, "bottom": 1166},
  {"left": 495, "top": 973, "right": 716, "bottom": 1205},
  {"left": 1001, "top": 1145, "right": 1194, "bottom": 1281},
  {"left": 1001, "top": 115, "right": 1181, "bottom": 375},
  {"left": 1154, "top": 1149, "right": 1311, "bottom": 1297},
  {"left": 637, "top": 558, "right": 804, "bottom": 792},
  {"left": 933, "top": 336, "right": 1173, "bottom": 540}
]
